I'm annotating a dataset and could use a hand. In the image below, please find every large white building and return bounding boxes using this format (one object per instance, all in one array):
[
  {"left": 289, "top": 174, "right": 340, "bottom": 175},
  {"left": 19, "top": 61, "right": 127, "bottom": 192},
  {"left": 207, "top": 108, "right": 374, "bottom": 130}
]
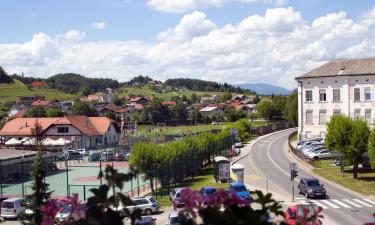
[{"left": 296, "top": 57, "right": 375, "bottom": 140}]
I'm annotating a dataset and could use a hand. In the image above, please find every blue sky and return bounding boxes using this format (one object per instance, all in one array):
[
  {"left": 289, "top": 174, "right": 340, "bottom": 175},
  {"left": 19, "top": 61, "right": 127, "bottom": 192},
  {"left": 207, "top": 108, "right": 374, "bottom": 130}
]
[{"left": 1, "top": 0, "right": 375, "bottom": 88}]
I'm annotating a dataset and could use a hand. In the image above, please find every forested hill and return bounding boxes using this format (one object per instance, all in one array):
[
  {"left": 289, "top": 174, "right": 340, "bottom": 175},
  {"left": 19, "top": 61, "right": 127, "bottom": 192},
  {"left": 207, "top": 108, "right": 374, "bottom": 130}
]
[
  {"left": 0, "top": 66, "right": 14, "bottom": 84},
  {"left": 11, "top": 73, "right": 120, "bottom": 94},
  {"left": 165, "top": 78, "right": 255, "bottom": 94}
]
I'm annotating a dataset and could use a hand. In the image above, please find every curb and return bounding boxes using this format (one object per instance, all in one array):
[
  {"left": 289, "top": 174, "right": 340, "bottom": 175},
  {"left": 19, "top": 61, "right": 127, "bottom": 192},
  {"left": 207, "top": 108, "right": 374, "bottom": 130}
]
[{"left": 232, "top": 127, "right": 297, "bottom": 165}]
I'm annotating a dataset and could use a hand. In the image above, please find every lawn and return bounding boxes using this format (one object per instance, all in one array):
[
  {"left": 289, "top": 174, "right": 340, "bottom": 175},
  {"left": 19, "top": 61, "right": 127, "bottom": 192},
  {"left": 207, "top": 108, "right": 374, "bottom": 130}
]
[
  {"left": 137, "top": 123, "right": 228, "bottom": 137},
  {"left": 312, "top": 160, "right": 375, "bottom": 196},
  {"left": 0, "top": 80, "right": 76, "bottom": 102},
  {"left": 119, "top": 86, "right": 240, "bottom": 101},
  {"left": 152, "top": 167, "right": 230, "bottom": 208}
]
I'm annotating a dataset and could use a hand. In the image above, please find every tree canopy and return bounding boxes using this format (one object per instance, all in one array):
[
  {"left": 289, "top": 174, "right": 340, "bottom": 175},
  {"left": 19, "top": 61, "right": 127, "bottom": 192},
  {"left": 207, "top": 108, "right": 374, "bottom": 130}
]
[{"left": 0, "top": 66, "right": 13, "bottom": 84}]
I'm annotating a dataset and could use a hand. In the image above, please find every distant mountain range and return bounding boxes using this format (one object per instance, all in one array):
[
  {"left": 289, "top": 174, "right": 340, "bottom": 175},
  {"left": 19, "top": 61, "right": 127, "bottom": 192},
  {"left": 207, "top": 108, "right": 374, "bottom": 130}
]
[{"left": 236, "top": 83, "right": 292, "bottom": 95}]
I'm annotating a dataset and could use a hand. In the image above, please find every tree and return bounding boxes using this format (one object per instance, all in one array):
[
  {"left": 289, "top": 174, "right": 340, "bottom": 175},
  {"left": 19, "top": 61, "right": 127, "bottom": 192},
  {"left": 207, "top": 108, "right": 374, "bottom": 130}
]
[
  {"left": 271, "top": 95, "right": 287, "bottom": 119},
  {"left": 46, "top": 108, "right": 63, "bottom": 117},
  {"left": 147, "top": 98, "right": 170, "bottom": 123},
  {"left": 0, "top": 66, "right": 13, "bottom": 83},
  {"left": 224, "top": 106, "right": 238, "bottom": 122},
  {"left": 71, "top": 100, "right": 97, "bottom": 116},
  {"left": 189, "top": 109, "right": 202, "bottom": 123},
  {"left": 26, "top": 106, "right": 47, "bottom": 118},
  {"left": 326, "top": 115, "right": 370, "bottom": 179},
  {"left": 369, "top": 129, "right": 375, "bottom": 169},
  {"left": 221, "top": 92, "right": 232, "bottom": 102},
  {"left": 113, "top": 95, "right": 125, "bottom": 106},
  {"left": 172, "top": 102, "right": 188, "bottom": 121},
  {"left": 256, "top": 99, "right": 273, "bottom": 122},
  {"left": 191, "top": 93, "right": 198, "bottom": 104},
  {"left": 27, "top": 122, "right": 52, "bottom": 225},
  {"left": 284, "top": 90, "right": 298, "bottom": 126}
]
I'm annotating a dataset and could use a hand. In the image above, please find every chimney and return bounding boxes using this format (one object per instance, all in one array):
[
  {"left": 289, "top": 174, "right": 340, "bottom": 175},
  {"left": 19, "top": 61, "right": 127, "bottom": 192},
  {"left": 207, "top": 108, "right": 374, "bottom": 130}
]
[{"left": 25, "top": 122, "right": 28, "bottom": 127}]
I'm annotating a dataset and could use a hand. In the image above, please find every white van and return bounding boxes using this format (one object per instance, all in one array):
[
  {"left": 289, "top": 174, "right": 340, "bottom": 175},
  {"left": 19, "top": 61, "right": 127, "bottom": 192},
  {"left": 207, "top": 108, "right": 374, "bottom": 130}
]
[{"left": 1, "top": 198, "right": 26, "bottom": 219}]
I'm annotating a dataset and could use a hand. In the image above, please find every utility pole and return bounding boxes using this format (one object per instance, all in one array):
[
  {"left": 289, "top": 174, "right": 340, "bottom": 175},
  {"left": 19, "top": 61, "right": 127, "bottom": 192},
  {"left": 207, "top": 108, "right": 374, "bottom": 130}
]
[{"left": 289, "top": 163, "right": 298, "bottom": 202}]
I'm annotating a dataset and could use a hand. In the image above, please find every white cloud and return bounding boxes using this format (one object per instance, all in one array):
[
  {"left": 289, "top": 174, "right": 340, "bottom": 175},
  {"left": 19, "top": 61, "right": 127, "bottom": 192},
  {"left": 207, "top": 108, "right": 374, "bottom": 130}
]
[
  {"left": 92, "top": 21, "right": 106, "bottom": 30},
  {"left": 3, "top": 7, "right": 375, "bottom": 89},
  {"left": 63, "top": 30, "right": 86, "bottom": 42},
  {"left": 147, "top": 0, "right": 287, "bottom": 13}
]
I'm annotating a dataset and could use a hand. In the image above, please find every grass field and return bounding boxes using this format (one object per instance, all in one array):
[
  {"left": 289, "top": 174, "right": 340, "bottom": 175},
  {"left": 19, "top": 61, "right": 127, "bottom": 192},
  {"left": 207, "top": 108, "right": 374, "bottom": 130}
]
[
  {"left": 152, "top": 167, "right": 229, "bottom": 208},
  {"left": 119, "top": 86, "right": 238, "bottom": 101},
  {"left": 137, "top": 123, "right": 228, "bottom": 137},
  {"left": 0, "top": 80, "right": 76, "bottom": 102},
  {"left": 313, "top": 160, "right": 375, "bottom": 196}
]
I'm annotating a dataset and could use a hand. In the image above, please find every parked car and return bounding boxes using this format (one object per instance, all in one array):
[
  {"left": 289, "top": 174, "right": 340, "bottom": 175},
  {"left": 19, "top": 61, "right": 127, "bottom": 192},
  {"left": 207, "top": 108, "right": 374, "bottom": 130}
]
[
  {"left": 88, "top": 153, "right": 101, "bottom": 162},
  {"left": 298, "top": 177, "right": 326, "bottom": 198},
  {"left": 134, "top": 216, "right": 156, "bottom": 225},
  {"left": 166, "top": 211, "right": 181, "bottom": 225},
  {"left": 296, "top": 141, "right": 321, "bottom": 150},
  {"left": 234, "top": 142, "right": 243, "bottom": 148},
  {"left": 55, "top": 204, "right": 85, "bottom": 223},
  {"left": 77, "top": 148, "right": 88, "bottom": 156},
  {"left": 200, "top": 187, "right": 217, "bottom": 197},
  {"left": 101, "top": 151, "right": 114, "bottom": 161},
  {"left": 113, "top": 153, "right": 125, "bottom": 161},
  {"left": 229, "top": 183, "right": 250, "bottom": 200},
  {"left": 306, "top": 149, "right": 339, "bottom": 160},
  {"left": 1, "top": 198, "right": 27, "bottom": 219},
  {"left": 169, "top": 188, "right": 186, "bottom": 210},
  {"left": 126, "top": 197, "right": 160, "bottom": 215},
  {"left": 285, "top": 203, "right": 320, "bottom": 225}
]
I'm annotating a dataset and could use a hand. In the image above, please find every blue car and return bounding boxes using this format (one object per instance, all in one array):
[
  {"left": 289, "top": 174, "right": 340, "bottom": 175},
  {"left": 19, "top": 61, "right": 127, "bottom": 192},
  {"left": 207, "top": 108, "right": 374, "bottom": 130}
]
[
  {"left": 200, "top": 187, "right": 217, "bottom": 196},
  {"left": 229, "top": 183, "right": 250, "bottom": 200}
]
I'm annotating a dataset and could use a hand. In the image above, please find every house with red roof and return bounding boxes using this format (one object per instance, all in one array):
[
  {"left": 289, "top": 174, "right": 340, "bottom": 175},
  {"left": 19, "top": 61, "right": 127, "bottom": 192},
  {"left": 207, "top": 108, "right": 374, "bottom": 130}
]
[
  {"left": 31, "top": 81, "right": 48, "bottom": 88},
  {"left": 129, "top": 97, "right": 149, "bottom": 105},
  {"left": 161, "top": 101, "right": 177, "bottom": 107},
  {"left": 0, "top": 116, "right": 119, "bottom": 149}
]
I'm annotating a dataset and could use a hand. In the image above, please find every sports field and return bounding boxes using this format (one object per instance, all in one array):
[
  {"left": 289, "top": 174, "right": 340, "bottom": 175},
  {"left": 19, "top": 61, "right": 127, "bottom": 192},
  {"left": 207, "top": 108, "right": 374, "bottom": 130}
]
[{"left": 1, "top": 161, "right": 149, "bottom": 201}]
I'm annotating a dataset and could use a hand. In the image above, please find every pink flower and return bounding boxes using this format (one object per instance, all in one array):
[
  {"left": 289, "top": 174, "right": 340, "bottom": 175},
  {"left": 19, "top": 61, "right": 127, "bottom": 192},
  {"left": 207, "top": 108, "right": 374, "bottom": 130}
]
[{"left": 41, "top": 200, "right": 60, "bottom": 225}]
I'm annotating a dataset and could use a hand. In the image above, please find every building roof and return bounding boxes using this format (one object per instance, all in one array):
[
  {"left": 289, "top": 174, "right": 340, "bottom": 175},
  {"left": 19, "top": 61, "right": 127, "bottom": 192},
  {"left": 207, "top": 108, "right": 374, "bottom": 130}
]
[
  {"left": 296, "top": 57, "right": 375, "bottom": 79},
  {"left": 0, "top": 116, "right": 113, "bottom": 137},
  {"left": 31, "top": 100, "right": 54, "bottom": 107},
  {"left": 88, "top": 95, "right": 102, "bottom": 101},
  {"left": 129, "top": 97, "right": 148, "bottom": 102},
  {"left": 161, "top": 101, "right": 177, "bottom": 106},
  {"left": 200, "top": 106, "right": 221, "bottom": 112},
  {"left": 31, "top": 81, "right": 47, "bottom": 87}
]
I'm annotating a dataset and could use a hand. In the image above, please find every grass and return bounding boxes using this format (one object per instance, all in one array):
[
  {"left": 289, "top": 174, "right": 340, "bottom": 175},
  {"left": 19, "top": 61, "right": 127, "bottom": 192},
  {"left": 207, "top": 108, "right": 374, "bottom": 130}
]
[
  {"left": 119, "top": 86, "right": 240, "bottom": 101},
  {"left": 0, "top": 80, "right": 76, "bottom": 102},
  {"left": 312, "top": 160, "right": 375, "bottom": 196},
  {"left": 290, "top": 132, "right": 298, "bottom": 142},
  {"left": 137, "top": 123, "right": 228, "bottom": 137},
  {"left": 152, "top": 167, "right": 230, "bottom": 208}
]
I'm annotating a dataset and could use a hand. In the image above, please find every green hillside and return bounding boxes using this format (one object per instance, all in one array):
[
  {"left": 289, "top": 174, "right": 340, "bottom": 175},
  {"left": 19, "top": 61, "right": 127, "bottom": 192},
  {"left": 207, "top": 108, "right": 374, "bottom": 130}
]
[
  {"left": 0, "top": 80, "right": 77, "bottom": 102},
  {"left": 118, "top": 85, "right": 238, "bottom": 101}
]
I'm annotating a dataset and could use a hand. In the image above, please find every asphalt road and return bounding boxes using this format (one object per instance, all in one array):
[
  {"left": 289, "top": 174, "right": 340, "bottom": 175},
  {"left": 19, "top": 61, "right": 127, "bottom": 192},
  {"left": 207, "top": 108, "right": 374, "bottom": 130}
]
[{"left": 240, "top": 129, "right": 375, "bottom": 225}]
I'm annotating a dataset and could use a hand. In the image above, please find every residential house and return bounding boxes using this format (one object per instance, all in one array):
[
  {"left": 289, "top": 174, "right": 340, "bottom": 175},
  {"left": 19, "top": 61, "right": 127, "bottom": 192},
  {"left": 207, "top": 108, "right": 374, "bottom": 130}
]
[
  {"left": 31, "top": 82, "right": 48, "bottom": 88},
  {"left": 7, "top": 104, "right": 26, "bottom": 117},
  {"left": 161, "top": 101, "right": 177, "bottom": 107},
  {"left": 0, "top": 116, "right": 119, "bottom": 149},
  {"left": 296, "top": 57, "right": 375, "bottom": 140},
  {"left": 199, "top": 106, "right": 224, "bottom": 117},
  {"left": 129, "top": 97, "right": 150, "bottom": 105},
  {"left": 18, "top": 95, "right": 45, "bottom": 104},
  {"left": 200, "top": 95, "right": 219, "bottom": 104},
  {"left": 95, "top": 103, "right": 119, "bottom": 116},
  {"left": 57, "top": 101, "right": 74, "bottom": 114},
  {"left": 31, "top": 100, "right": 56, "bottom": 108}
]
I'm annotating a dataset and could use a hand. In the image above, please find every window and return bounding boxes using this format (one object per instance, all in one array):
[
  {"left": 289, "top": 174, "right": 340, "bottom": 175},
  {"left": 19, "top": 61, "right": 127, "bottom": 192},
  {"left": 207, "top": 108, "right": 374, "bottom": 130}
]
[
  {"left": 333, "top": 89, "right": 340, "bottom": 102},
  {"left": 305, "top": 90, "right": 313, "bottom": 102},
  {"left": 319, "top": 89, "right": 326, "bottom": 102},
  {"left": 306, "top": 110, "right": 313, "bottom": 124},
  {"left": 365, "top": 109, "right": 372, "bottom": 124},
  {"left": 305, "top": 131, "right": 312, "bottom": 139},
  {"left": 365, "top": 87, "right": 372, "bottom": 101},
  {"left": 354, "top": 88, "right": 361, "bottom": 101},
  {"left": 320, "top": 132, "right": 326, "bottom": 138},
  {"left": 333, "top": 109, "right": 341, "bottom": 116},
  {"left": 319, "top": 110, "right": 326, "bottom": 124},
  {"left": 354, "top": 109, "right": 361, "bottom": 119},
  {"left": 57, "top": 127, "right": 69, "bottom": 133}
]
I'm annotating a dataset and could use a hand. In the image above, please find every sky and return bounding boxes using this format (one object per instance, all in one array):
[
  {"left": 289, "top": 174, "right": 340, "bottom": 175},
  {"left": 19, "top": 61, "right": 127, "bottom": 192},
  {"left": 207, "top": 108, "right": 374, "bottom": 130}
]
[{"left": 1, "top": 0, "right": 375, "bottom": 89}]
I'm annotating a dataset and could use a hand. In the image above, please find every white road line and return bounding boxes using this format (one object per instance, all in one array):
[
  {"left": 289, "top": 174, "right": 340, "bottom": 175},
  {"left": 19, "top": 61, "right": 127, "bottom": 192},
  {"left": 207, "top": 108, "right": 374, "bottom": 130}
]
[
  {"left": 330, "top": 199, "right": 351, "bottom": 208},
  {"left": 310, "top": 200, "right": 328, "bottom": 209},
  {"left": 342, "top": 199, "right": 362, "bottom": 207},
  {"left": 321, "top": 200, "right": 340, "bottom": 209},
  {"left": 296, "top": 197, "right": 306, "bottom": 200},
  {"left": 352, "top": 199, "right": 373, "bottom": 207},
  {"left": 363, "top": 199, "right": 375, "bottom": 206}
]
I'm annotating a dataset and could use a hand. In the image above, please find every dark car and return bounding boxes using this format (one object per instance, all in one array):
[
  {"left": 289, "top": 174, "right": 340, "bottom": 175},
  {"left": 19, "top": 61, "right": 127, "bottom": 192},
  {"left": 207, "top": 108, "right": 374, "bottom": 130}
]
[
  {"left": 67, "top": 152, "right": 82, "bottom": 160},
  {"left": 113, "top": 153, "right": 125, "bottom": 161},
  {"left": 88, "top": 153, "right": 101, "bottom": 162},
  {"left": 298, "top": 177, "right": 326, "bottom": 198},
  {"left": 134, "top": 216, "right": 156, "bottom": 225}
]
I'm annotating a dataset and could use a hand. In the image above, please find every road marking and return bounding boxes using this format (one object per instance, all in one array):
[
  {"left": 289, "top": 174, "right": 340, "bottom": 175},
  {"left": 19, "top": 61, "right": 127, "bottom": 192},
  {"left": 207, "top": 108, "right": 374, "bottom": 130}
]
[
  {"left": 363, "top": 199, "right": 375, "bottom": 206},
  {"left": 342, "top": 199, "right": 363, "bottom": 207},
  {"left": 330, "top": 199, "right": 351, "bottom": 208},
  {"left": 296, "top": 197, "right": 306, "bottom": 200},
  {"left": 320, "top": 200, "right": 340, "bottom": 208},
  {"left": 352, "top": 199, "right": 373, "bottom": 207},
  {"left": 310, "top": 200, "right": 328, "bottom": 209}
]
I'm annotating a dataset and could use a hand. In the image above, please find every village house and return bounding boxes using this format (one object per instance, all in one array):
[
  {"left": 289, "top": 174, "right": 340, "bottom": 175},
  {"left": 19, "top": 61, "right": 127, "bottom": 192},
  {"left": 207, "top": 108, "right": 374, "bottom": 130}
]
[
  {"left": 31, "top": 81, "right": 48, "bottom": 88},
  {"left": 296, "top": 57, "right": 375, "bottom": 140},
  {"left": 17, "top": 95, "right": 45, "bottom": 105},
  {"left": 199, "top": 106, "right": 224, "bottom": 117},
  {"left": 161, "top": 101, "right": 177, "bottom": 107},
  {"left": 200, "top": 95, "right": 219, "bottom": 104},
  {"left": 129, "top": 97, "right": 150, "bottom": 105},
  {"left": 31, "top": 100, "right": 57, "bottom": 108},
  {"left": 0, "top": 116, "right": 119, "bottom": 149}
]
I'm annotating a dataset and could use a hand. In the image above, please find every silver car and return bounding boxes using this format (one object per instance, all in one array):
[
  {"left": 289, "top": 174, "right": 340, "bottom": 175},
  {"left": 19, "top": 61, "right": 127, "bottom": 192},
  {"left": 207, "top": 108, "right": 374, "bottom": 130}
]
[{"left": 124, "top": 197, "right": 160, "bottom": 215}]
